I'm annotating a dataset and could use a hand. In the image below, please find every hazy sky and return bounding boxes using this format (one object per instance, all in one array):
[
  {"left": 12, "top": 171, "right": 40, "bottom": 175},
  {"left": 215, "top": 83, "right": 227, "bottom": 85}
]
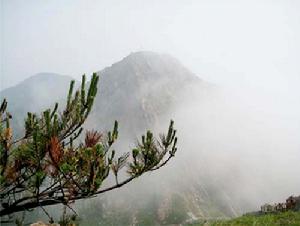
[{"left": 1, "top": 0, "right": 300, "bottom": 92}]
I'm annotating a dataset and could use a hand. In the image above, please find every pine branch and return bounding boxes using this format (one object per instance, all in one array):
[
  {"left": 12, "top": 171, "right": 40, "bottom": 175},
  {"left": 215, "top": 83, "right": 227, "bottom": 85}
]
[{"left": 0, "top": 73, "right": 178, "bottom": 219}]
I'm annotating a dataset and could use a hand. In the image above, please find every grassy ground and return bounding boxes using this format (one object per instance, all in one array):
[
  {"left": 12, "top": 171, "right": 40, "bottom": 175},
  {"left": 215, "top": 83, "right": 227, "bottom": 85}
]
[{"left": 189, "top": 211, "right": 300, "bottom": 226}]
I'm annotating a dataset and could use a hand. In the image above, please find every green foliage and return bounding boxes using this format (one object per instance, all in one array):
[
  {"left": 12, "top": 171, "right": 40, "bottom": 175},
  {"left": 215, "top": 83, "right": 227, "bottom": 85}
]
[
  {"left": 128, "top": 121, "right": 177, "bottom": 176},
  {"left": 0, "top": 73, "right": 178, "bottom": 220}
]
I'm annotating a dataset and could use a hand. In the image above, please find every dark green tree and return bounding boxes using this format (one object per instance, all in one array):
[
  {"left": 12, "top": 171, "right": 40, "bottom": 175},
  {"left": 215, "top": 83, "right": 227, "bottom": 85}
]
[{"left": 0, "top": 73, "right": 178, "bottom": 219}]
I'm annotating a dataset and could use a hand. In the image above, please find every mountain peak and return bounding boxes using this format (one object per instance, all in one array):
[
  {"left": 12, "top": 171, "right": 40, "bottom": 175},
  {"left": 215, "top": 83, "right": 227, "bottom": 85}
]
[
  {"left": 125, "top": 51, "right": 176, "bottom": 61},
  {"left": 123, "top": 51, "right": 186, "bottom": 69},
  {"left": 87, "top": 51, "right": 205, "bottom": 138},
  {"left": 101, "top": 51, "right": 199, "bottom": 84},
  {"left": 127, "top": 50, "right": 159, "bottom": 57}
]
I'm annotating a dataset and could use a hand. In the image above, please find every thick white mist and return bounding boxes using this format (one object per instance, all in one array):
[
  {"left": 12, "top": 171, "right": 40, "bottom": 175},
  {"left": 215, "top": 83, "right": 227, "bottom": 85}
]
[{"left": 170, "top": 81, "right": 300, "bottom": 211}]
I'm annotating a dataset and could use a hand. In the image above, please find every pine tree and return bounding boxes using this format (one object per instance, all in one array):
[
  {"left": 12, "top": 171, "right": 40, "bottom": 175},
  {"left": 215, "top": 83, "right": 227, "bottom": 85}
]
[{"left": 0, "top": 73, "right": 177, "bottom": 219}]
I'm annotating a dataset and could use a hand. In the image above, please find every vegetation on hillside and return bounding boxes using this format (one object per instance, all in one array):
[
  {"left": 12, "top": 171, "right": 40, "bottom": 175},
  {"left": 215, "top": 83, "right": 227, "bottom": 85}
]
[{"left": 190, "top": 211, "right": 300, "bottom": 226}]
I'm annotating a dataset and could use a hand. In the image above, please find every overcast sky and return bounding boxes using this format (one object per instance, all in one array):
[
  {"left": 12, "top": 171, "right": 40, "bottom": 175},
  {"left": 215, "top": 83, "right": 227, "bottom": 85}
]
[{"left": 1, "top": 0, "right": 300, "bottom": 93}]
